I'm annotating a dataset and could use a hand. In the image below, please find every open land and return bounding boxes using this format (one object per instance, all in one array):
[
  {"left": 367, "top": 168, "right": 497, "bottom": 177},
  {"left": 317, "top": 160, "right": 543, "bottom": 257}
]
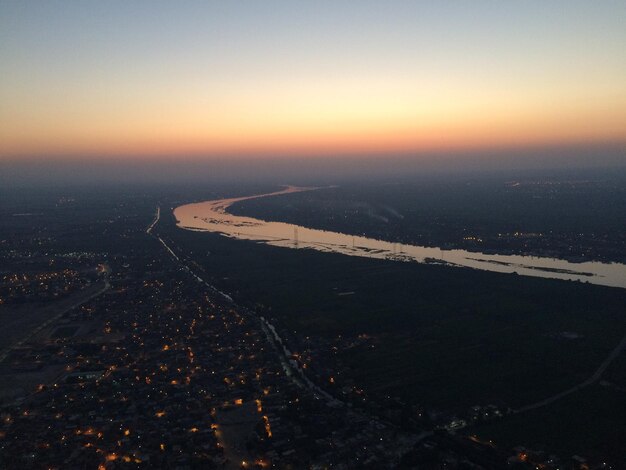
[
  {"left": 160, "top": 189, "right": 626, "bottom": 464},
  {"left": 1, "top": 179, "right": 625, "bottom": 468}
]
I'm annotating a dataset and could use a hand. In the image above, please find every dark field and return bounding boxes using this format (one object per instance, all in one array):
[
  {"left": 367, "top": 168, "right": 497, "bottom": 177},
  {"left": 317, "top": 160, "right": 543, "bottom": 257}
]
[{"left": 472, "top": 384, "right": 626, "bottom": 463}]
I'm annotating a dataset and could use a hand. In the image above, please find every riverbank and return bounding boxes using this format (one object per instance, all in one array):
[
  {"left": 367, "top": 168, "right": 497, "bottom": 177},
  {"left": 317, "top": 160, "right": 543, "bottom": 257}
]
[{"left": 174, "top": 188, "right": 626, "bottom": 288}]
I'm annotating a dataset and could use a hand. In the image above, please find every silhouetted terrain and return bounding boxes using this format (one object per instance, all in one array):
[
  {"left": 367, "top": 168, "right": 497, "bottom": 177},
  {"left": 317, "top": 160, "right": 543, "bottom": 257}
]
[{"left": 2, "top": 178, "right": 626, "bottom": 468}]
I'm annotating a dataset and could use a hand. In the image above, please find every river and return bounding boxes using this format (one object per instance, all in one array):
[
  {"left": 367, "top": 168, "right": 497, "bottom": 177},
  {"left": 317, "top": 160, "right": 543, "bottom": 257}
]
[{"left": 173, "top": 186, "right": 626, "bottom": 289}]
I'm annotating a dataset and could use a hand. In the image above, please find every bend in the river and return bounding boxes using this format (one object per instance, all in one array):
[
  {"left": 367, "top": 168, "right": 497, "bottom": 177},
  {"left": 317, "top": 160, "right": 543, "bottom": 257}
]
[{"left": 173, "top": 186, "right": 626, "bottom": 289}]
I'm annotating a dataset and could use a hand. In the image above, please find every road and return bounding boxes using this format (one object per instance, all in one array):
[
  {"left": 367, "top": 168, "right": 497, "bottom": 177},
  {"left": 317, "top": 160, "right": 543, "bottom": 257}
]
[
  {"left": 514, "top": 331, "right": 626, "bottom": 413},
  {"left": 147, "top": 205, "right": 431, "bottom": 458},
  {"left": 0, "top": 278, "right": 110, "bottom": 364},
  {"left": 151, "top": 203, "right": 626, "bottom": 442},
  {"left": 148, "top": 205, "right": 332, "bottom": 398},
  {"left": 146, "top": 206, "right": 160, "bottom": 234}
]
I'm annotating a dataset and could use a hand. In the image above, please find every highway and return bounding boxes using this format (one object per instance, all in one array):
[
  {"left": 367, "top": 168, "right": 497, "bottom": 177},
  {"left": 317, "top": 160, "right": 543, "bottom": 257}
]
[{"left": 147, "top": 205, "right": 336, "bottom": 400}]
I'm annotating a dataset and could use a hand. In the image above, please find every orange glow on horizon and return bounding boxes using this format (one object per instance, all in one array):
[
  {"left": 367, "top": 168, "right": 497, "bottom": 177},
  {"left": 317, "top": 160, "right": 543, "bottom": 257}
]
[
  {"left": 2, "top": 72, "right": 626, "bottom": 160},
  {"left": 2, "top": 2, "right": 625, "bottom": 163},
  {"left": 2, "top": 104, "right": 625, "bottom": 160}
]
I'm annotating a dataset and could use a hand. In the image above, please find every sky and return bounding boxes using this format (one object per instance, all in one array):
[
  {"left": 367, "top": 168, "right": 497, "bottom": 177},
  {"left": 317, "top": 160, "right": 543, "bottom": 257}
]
[{"left": 1, "top": 1, "right": 625, "bottom": 168}]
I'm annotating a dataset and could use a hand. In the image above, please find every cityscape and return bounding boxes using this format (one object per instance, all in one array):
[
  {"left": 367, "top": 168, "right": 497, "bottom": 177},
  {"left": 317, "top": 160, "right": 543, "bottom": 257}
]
[{"left": 1, "top": 1, "right": 626, "bottom": 469}]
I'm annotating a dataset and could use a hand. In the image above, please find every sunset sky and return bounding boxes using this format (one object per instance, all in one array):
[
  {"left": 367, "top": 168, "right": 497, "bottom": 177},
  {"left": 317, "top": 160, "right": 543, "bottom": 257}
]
[{"left": 1, "top": 1, "right": 625, "bottom": 162}]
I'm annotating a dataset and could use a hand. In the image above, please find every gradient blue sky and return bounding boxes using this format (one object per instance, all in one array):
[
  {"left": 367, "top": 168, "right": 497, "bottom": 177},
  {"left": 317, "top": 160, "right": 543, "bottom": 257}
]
[{"left": 1, "top": 1, "right": 625, "bottom": 161}]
